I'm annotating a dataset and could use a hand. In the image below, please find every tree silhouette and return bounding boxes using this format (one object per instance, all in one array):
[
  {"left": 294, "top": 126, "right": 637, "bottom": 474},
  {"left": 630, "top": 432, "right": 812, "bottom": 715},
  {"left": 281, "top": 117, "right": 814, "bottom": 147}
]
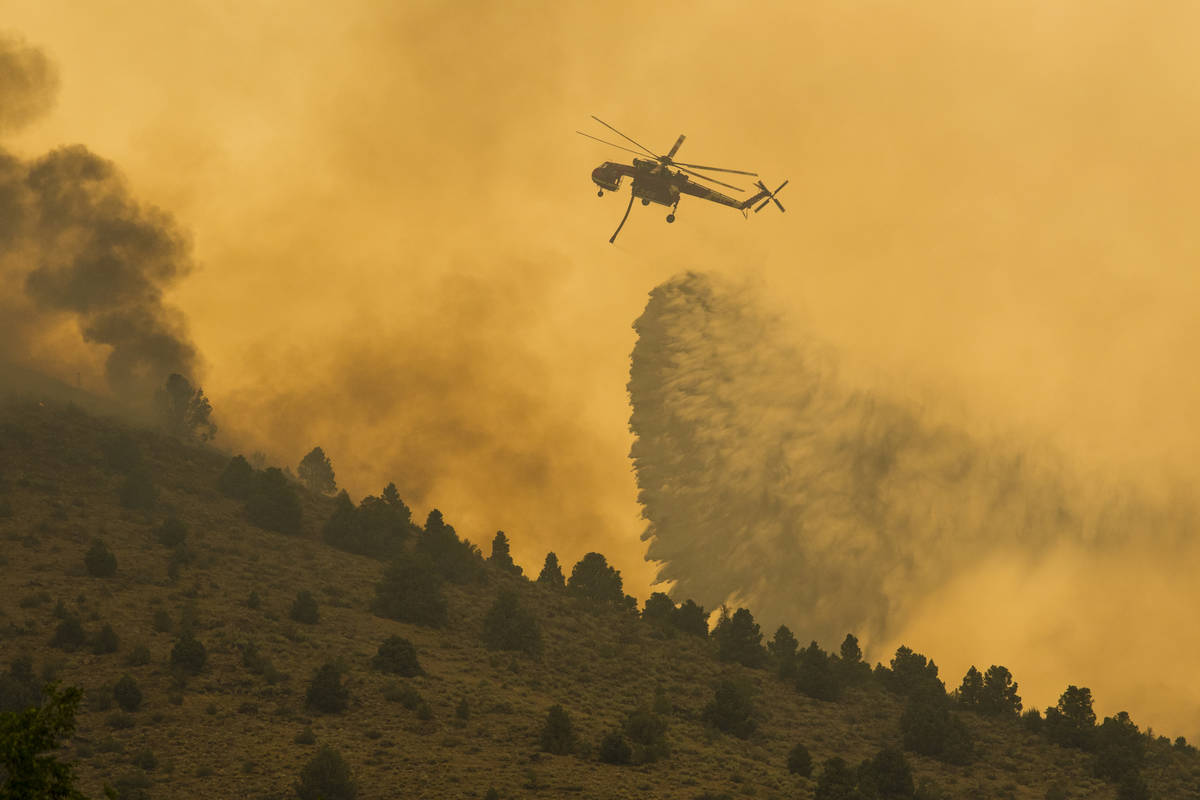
[
  {"left": 488, "top": 531, "right": 522, "bottom": 575},
  {"left": 298, "top": 446, "right": 336, "bottom": 495},
  {"left": 979, "top": 665, "right": 1021, "bottom": 716},
  {"left": 0, "top": 682, "right": 88, "bottom": 799},
  {"left": 713, "top": 608, "right": 767, "bottom": 668},
  {"left": 566, "top": 552, "right": 624, "bottom": 607},
  {"left": 157, "top": 373, "right": 216, "bottom": 441},
  {"left": 537, "top": 552, "right": 565, "bottom": 588}
]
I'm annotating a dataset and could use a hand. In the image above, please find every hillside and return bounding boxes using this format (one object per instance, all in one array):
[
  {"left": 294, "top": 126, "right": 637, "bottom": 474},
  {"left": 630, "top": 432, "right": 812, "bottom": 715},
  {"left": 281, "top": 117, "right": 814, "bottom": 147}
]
[{"left": 2, "top": 400, "right": 1199, "bottom": 800}]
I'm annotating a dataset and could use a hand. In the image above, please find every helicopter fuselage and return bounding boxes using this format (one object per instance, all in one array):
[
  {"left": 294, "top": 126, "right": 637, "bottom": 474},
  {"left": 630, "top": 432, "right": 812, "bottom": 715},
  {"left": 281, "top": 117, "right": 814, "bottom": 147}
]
[{"left": 591, "top": 159, "right": 681, "bottom": 208}]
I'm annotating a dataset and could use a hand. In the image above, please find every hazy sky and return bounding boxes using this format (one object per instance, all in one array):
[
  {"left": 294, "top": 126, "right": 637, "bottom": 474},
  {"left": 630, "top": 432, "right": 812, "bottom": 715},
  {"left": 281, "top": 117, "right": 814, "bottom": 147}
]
[{"left": 6, "top": 1, "right": 1200, "bottom": 736}]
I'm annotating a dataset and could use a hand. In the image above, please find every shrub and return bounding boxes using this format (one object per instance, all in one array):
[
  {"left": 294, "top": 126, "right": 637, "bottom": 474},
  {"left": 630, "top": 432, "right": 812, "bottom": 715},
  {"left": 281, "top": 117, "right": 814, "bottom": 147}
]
[
  {"left": 84, "top": 539, "right": 117, "bottom": 578},
  {"left": 295, "top": 745, "right": 357, "bottom": 800},
  {"left": 787, "top": 742, "right": 813, "bottom": 777},
  {"left": 624, "top": 707, "right": 669, "bottom": 763},
  {"left": 294, "top": 726, "right": 317, "bottom": 745},
  {"left": 132, "top": 748, "right": 157, "bottom": 771},
  {"left": 1021, "top": 707, "right": 1043, "bottom": 734},
  {"left": 154, "top": 516, "right": 188, "bottom": 548},
  {"left": 371, "top": 553, "right": 448, "bottom": 628},
  {"left": 702, "top": 679, "right": 756, "bottom": 738},
  {"left": 598, "top": 729, "right": 632, "bottom": 765},
  {"left": 455, "top": 697, "right": 470, "bottom": 721},
  {"left": 298, "top": 446, "right": 337, "bottom": 495},
  {"left": 537, "top": 552, "right": 565, "bottom": 588},
  {"left": 170, "top": 632, "right": 207, "bottom": 674},
  {"left": 246, "top": 591, "right": 261, "bottom": 609},
  {"left": 371, "top": 636, "right": 422, "bottom": 677},
  {"left": 306, "top": 663, "right": 349, "bottom": 713},
  {"left": 50, "top": 614, "right": 87, "bottom": 651},
  {"left": 245, "top": 467, "right": 302, "bottom": 535},
  {"left": 540, "top": 705, "right": 576, "bottom": 755},
  {"left": 290, "top": 590, "right": 320, "bottom": 625},
  {"left": 125, "top": 645, "right": 151, "bottom": 667},
  {"left": 712, "top": 608, "right": 766, "bottom": 668},
  {"left": 113, "top": 675, "right": 142, "bottom": 712},
  {"left": 217, "top": 455, "right": 255, "bottom": 499},
  {"left": 152, "top": 608, "right": 173, "bottom": 634},
  {"left": 481, "top": 591, "right": 540, "bottom": 655},
  {"left": 566, "top": 552, "right": 624, "bottom": 607},
  {"left": 91, "top": 624, "right": 119, "bottom": 654}
]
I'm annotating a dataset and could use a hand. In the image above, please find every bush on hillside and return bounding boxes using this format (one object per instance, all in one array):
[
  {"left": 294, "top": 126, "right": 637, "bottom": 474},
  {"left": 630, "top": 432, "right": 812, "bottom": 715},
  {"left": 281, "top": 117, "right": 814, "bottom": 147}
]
[
  {"left": 50, "top": 613, "right": 87, "bottom": 652},
  {"left": 154, "top": 516, "right": 188, "bottom": 548},
  {"left": 857, "top": 746, "right": 915, "bottom": 800},
  {"left": 786, "top": 742, "right": 813, "bottom": 777},
  {"left": 170, "top": 632, "right": 207, "bottom": 674},
  {"left": 84, "top": 539, "right": 117, "bottom": 578},
  {"left": 900, "top": 691, "right": 974, "bottom": 765},
  {"left": 113, "top": 675, "right": 142, "bottom": 713},
  {"left": 306, "top": 663, "right": 349, "bottom": 714},
  {"left": 91, "top": 624, "right": 119, "bottom": 655},
  {"left": 815, "top": 757, "right": 858, "bottom": 800},
  {"left": 702, "top": 679, "right": 756, "bottom": 739},
  {"left": 371, "top": 636, "right": 422, "bottom": 677},
  {"left": 295, "top": 745, "right": 357, "bottom": 800},
  {"left": 540, "top": 705, "right": 576, "bottom": 755},
  {"left": 290, "top": 591, "right": 320, "bottom": 625},
  {"left": 598, "top": 729, "right": 632, "bottom": 765},
  {"left": 624, "top": 707, "right": 669, "bottom": 763}
]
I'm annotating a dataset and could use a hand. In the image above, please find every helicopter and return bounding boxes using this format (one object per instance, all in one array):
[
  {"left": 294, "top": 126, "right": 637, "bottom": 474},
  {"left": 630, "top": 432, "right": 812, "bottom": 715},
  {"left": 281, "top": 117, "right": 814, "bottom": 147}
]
[{"left": 579, "top": 116, "right": 787, "bottom": 243}]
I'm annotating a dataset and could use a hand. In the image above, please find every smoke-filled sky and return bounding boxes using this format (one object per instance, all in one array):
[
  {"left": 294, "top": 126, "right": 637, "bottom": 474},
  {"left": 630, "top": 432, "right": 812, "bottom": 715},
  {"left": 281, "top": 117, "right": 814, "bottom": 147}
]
[{"left": 5, "top": 1, "right": 1200, "bottom": 736}]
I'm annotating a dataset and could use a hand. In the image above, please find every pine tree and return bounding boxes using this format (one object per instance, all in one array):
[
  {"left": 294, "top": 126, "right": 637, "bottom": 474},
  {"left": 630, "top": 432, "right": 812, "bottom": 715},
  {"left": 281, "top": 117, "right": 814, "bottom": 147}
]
[
  {"left": 488, "top": 531, "right": 522, "bottom": 575},
  {"left": 537, "top": 552, "right": 565, "bottom": 589},
  {"left": 298, "top": 446, "right": 337, "bottom": 495},
  {"left": 958, "top": 666, "right": 984, "bottom": 710}
]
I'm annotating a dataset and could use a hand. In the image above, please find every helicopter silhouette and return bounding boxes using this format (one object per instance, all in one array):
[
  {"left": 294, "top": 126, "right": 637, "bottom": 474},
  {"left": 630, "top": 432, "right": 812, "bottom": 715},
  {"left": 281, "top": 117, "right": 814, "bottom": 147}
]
[{"left": 579, "top": 116, "right": 787, "bottom": 243}]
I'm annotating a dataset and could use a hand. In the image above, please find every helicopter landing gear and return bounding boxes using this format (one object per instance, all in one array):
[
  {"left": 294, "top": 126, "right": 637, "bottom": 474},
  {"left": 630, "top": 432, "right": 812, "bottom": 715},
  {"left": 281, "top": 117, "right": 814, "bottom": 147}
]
[
  {"left": 666, "top": 201, "right": 679, "bottom": 223},
  {"left": 597, "top": 190, "right": 604, "bottom": 197},
  {"left": 641, "top": 198, "right": 651, "bottom": 206},
  {"left": 666, "top": 214, "right": 675, "bottom": 223}
]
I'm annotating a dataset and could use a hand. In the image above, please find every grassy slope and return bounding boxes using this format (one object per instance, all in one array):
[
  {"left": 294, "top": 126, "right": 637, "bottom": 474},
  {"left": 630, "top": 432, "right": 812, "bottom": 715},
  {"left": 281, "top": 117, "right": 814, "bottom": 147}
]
[{"left": 1, "top": 401, "right": 1198, "bottom": 800}]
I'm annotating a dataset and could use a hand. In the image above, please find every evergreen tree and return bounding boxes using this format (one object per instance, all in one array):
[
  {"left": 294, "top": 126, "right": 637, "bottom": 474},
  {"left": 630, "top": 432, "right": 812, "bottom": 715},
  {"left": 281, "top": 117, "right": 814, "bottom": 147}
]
[
  {"left": 290, "top": 590, "right": 320, "bottom": 625},
  {"left": 883, "top": 646, "right": 944, "bottom": 697},
  {"left": 957, "top": 666, "right": 983, "bottom": 710},
  {"left": 481, "top": 590, "right": 541, "bottom": 655},
  {"left": 537, "top": 552, "right": 565, "bottom": 588},
  {"left": 1044, "top": 685, "right": 1097, "bottom": 751},
  {"left": 1093, "top": 711, "right": 1145, "bottom": 783},
  {"left": 713, "top": 608, "right": 767, "bottom": 668},
  {"left": 795, "top": 641, "right": 841, "bottom": 701},
  {"left": 371, "top": 636, "right": 423, "bottom": 677},
  {"left": 113, "top": 675, "right": 142, "bottom": 712},
  {"left": 624, "top": 707, "right": 669, "bottom": 763},
  {"left": 298, "top": 446, "right": 337, "bottom": 495},
  {"left": 787, "top": 742, "right": 813, "bottom": 777},
  {"left": 245, "top": 467, "right": 302, "bottom": 535},
  {"left": 979, "top": 665, "right": 1021, "bottom": 715},
  {"left": 837, "top": 633, "right": 871, "bottom": 685},
  {"left": 857, "top": 746, "right": 915, "bottom": 799},
  {"left": 217, "top": 455, "right": 255, "bottom": 499},
  {"left": 701, "top": 679, "right": 756, "bottom": 738},
  {"left": 170, "top": 631, "right": 207, "bottom": 674},
  {"left": 768, "top": 625, "right": 799, "bottom": 663},
  {"left": 642, "top": 592, "right": 676, "bottom": 627},
  {"left": 540, "top": 705, "right": 576, "bottom": 755},
  {"left": 488, "top": 531, "right": 522, "bottom": 575},
  {"left": 814, "top": 757, "right": 858, "bottom": 800},
  {"left": 157, "top": 373, "right": 217, "bottom": 441},
  {"left": 372, "top": 553, "right": 448, "bottom": 628},
  {"left": 673, "top": 599, "right": 709, "bottom": 638},
  {"left": 566, "top": 552, "right": 624, "bottom": 607},
  {"left": 417, "top": 509, "right": 484, "bottom": 584}
]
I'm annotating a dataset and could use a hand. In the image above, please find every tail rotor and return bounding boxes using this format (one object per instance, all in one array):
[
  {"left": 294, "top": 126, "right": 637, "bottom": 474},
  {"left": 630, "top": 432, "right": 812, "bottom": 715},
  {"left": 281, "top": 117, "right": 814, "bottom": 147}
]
[{"left": 753, "top": 179, "right": 788, "bottom": 213}]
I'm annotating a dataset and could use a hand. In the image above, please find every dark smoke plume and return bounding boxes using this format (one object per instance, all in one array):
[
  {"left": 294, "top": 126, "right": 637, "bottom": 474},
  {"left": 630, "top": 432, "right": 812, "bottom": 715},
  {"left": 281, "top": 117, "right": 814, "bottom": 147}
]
[
  {"left": 629, "top": 272, "right": 1193, "bottom": 649},
  {"left": 0, "top": 34, "right": 200, "bottom": 403}
]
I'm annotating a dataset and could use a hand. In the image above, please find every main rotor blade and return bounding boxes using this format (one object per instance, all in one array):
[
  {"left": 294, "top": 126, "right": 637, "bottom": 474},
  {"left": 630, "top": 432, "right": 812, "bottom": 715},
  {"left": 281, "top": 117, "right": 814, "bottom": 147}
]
[
  {"left": 672, "top": 161, "right": 758, "bottom": 176},
  {"left": 677, "top": 166, "right": 744, "bottom": 192},
  {"left": 576, "top": 131, "right": 652, "bottom": 158},
  {"left": 666, "top": 134, "right": 686, "bottom": 160},
  {"left": 591, "top": 116, "right": 660, "bottom": 159}
]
